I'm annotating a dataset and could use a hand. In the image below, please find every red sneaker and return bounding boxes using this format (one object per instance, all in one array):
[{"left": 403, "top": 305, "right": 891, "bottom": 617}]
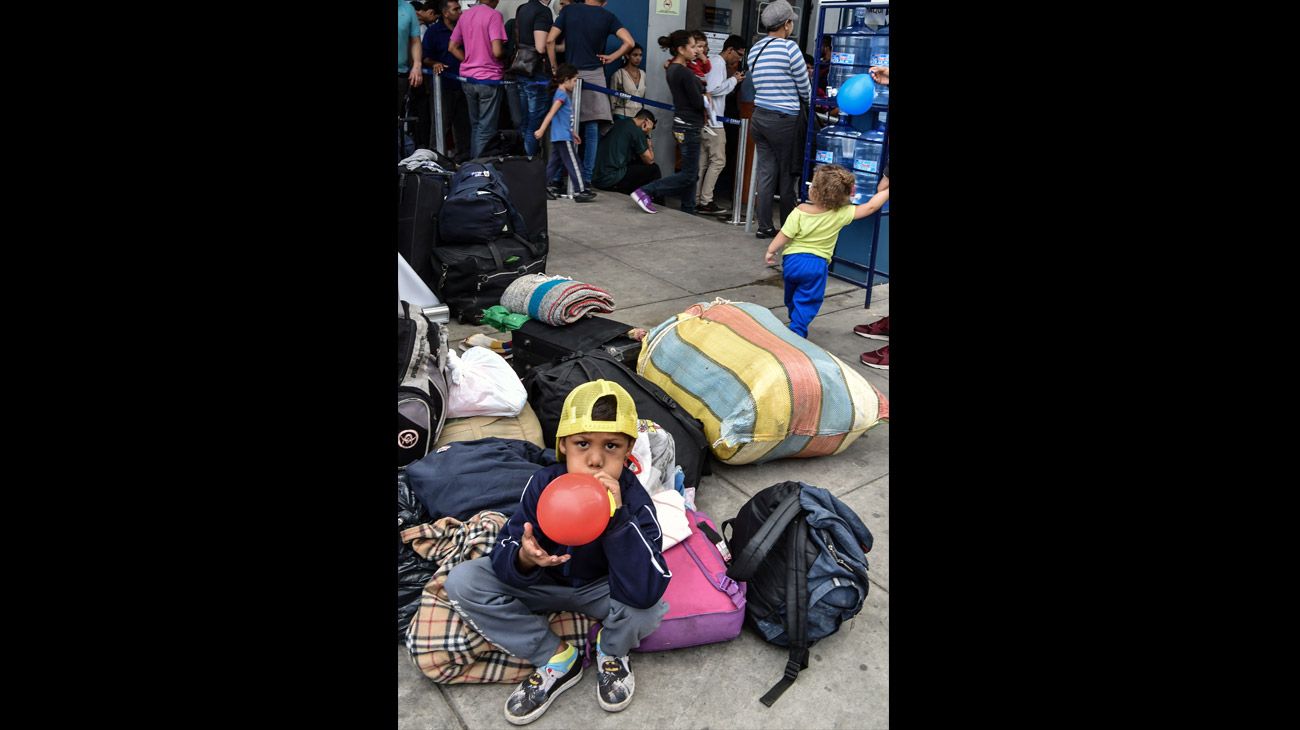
[
  {"left": 853, "top": 317, "right": 889, "bottom": 341},
  {"left": 860, "top": 345, "right": 889, "bottom": 370}
]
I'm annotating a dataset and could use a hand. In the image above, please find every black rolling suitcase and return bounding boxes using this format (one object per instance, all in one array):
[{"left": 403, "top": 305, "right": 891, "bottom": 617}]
[
  {"left": 397, "top": 169, "right": 451, "bottom": 289},
  {"left": 510, "top": 315, "right": 642, "bottom": 379},
  {"left": 469, "top": 155, "right": 548, "bottom": 247}
]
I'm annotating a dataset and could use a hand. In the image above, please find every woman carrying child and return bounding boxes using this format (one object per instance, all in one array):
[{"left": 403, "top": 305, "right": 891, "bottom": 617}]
[{"left": 628, "top": 30, "right": 706, "bottom": 215}]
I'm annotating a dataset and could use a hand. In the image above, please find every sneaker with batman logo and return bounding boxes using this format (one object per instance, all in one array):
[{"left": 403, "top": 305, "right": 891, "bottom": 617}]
[
  {"left": 596, "top": 653, "right": 635, "bottom": 712},
  {"left": 503, "top": 658, "right": 583, "bottom": 725}
]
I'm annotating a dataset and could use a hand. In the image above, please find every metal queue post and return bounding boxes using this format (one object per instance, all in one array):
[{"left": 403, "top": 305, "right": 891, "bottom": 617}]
[
  {"left": 569, "top": 78, "right": 583, "bottom": 197},
  {"left": 745, "top": 146, "right": 760, "bottom": 234},
  {"left": 726, "top": 117, "right": 750, "bottom": 227},
  {"left": 431, "top": 71, "right": 445, "bottom": 153}
]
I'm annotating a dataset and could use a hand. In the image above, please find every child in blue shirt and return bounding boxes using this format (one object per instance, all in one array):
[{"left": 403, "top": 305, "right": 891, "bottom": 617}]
[{"left": 535, "top": 64, "right": 596, "bottom": 203}]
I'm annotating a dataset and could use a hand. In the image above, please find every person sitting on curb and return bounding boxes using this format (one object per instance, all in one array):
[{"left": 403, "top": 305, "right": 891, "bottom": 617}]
[{"left": 592, "top": 109, "right": 661, "bottom": 195}]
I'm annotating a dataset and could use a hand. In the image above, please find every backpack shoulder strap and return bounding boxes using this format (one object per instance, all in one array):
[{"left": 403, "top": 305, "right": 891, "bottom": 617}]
[
  {"left": 726, "top": 488, "right": 802, "bottom": 582},
  {"left": 760, "top": 517, "right": 810, "bottom": 707}
]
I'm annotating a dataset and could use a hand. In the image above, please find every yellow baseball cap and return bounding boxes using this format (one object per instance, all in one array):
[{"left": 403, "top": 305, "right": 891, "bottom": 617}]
[{"left": 554, "top": 380, "right": 639, "bottom": 459}]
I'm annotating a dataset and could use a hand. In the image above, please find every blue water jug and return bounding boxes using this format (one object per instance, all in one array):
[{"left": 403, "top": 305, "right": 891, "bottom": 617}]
[
  {"left": 815, "top": 114, "right": 863, "bottom": 168},
  {"left": 814, "top": 115, "right": 883, "bottom": 204},
  {"left": 868, "top": 18, "right": 888, "bottom": 107},
  {"left": 869, "top": 20, "right": 889, "bottom": 67},
  {"left": 828, "top": 8, "right": 873, "bottom": 99}
]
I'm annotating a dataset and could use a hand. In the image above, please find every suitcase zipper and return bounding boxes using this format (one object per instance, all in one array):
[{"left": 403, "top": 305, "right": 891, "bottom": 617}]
[{"left": 475, "top": 259, "right": 546, "bottom": 291}]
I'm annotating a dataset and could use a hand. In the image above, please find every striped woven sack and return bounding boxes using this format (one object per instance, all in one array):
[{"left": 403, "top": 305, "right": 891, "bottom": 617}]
[{"left": 636, "top": 299, "right": 889, "bottom": 465}]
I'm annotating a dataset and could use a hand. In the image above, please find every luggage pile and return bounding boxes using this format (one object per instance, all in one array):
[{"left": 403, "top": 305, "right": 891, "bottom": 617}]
[
  {"left": 396, "top": 150, "right": 880, "bottom": 704},
  {"left": 398, "top": 152, "right": 550, "bottom": 324}
]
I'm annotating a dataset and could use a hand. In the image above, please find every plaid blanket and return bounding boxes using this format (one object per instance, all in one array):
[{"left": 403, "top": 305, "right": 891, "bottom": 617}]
[
  {"left": 499, "top": 274, "right": 615, "bottom": 326},
  {"left": 402, "top": 510, "right": 597, "bottom": 684}
]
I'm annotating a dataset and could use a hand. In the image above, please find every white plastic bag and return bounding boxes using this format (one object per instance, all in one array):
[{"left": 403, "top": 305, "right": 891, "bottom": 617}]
[{"left": 444, "top": 347, "right": 527, "bottom": 417}]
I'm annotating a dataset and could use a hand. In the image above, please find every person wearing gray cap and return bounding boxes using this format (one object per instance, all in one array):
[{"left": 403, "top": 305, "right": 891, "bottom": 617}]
[{"left": 746, "top": 0, "right": 811, "bottom": 239}]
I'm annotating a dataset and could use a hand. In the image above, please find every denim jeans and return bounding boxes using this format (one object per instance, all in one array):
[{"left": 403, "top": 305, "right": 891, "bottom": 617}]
[
  {"left": 518, "top": 75, "right": 550, "bottom": 156},
  {"left": 641, "top": 121, "right": 701, "bottom": 213},
  {"left": 579, "top": 121, "right": 600, "bottom": 184},
  {"left": 462, "top": 81, "right": 502, "bottom": 160}
]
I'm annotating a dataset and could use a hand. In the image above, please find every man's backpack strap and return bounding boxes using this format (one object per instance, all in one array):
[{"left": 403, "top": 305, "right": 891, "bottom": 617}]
[
  {"left": 726, "top": 488, "right": 803, "bottom": 583},
  {"left": 760, "top": 517, "right": 810, "bottom": 707}
]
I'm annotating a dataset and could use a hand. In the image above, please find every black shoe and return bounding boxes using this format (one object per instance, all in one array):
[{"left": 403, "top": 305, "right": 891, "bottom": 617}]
[
  {"left": 504, "top": 661, "right": 583, "bottom": 726},
  {"left": 696, "top": 201, "right": 727, "bottom": 215},
  {"left": 546, "top": 187, "right": 558, "bottom": 200},
  {"left": 573, "top": 189, "right": 597, "bottom": 202},
  {"left": 756, "top": 227, "right": 777, "bottom": 239},
  {"left": 596, "top": 654, "right": 635, "bottom": 712}
]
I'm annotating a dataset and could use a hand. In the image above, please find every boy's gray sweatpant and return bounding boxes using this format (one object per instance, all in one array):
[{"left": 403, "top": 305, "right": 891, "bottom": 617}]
[{"left": 445, "top": 557, "right": 669, "bottom": 667}]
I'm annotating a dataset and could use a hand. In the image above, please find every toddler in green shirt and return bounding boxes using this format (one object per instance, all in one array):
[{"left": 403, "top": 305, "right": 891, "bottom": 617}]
[{"left": 764, "top": 165, "right": 889, "bottom": 337}]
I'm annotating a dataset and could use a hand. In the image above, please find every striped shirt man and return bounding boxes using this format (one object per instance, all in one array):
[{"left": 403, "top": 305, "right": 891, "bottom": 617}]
[{"left": 748, "top": 36, "right": 811, "bottom": 114}]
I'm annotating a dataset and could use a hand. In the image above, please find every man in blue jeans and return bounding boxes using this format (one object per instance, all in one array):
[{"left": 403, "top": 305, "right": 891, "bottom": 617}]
[
  {"left": 449, "top": 0, "right": 507, "bottom": 159},
  {"left": 514, "top": 0, "right": 555, "bottom": 156},
  {"left": 547, "top": 0, "right": 635, "bottom": 186}
]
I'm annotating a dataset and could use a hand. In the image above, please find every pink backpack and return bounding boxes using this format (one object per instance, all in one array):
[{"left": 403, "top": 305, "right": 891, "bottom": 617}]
[{"left": 634, "top": 509, "right": 746, "bottom": 652}]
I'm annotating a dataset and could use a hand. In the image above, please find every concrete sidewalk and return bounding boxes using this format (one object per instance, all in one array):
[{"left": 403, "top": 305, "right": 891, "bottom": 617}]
[{"left": 399, "top": 191, "right": 889, "bottom": 730}]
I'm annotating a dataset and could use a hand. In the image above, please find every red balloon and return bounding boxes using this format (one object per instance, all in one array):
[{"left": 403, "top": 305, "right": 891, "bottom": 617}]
[{"left": 537, "top": 472, "right": 612, "bottom": 546}]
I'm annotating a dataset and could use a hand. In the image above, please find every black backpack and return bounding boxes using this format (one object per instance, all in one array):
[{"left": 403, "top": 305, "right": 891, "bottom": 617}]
[
  {"left": 723, "top": 481, "right": 874, "bottom": 706},
  {"left": 398, "top": 301, "right": 449, "bottom": 468},
  {"left": 521, "top": 350, "right": 712, "bottom": 490},
  {"left": 438, "top": 162, "right": 530, "bottom": 247}
]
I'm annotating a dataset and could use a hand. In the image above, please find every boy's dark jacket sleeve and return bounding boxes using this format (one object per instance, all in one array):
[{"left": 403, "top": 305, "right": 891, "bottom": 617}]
[
  {"left": 489, "top": 465, "right": 672, "bottom": 609},
  {"left": 602, "top": 470, "right": 672, "bottom": 609},
  {"left": 491, "top": 468, "right": 549, "bottom": 588}
]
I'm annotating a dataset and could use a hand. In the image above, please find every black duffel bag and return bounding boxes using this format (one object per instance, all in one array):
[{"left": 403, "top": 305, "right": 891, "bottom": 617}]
[
  {"left": 430, "top": 236, "right": 547, "bottom": 324},
  {"left": 522, "top": 350, "right": 712, "bottom": 490}
]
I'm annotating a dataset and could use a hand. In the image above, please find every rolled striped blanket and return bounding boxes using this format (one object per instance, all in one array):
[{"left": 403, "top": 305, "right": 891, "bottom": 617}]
[
  {"left": 499, "top": 274, "right": 616, "bottom": 326},
  {"left": 637, "top": 299, "right": 889, "bottom": 465}
]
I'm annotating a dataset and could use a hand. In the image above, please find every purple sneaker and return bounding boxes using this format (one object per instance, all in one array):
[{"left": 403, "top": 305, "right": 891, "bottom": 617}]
[{"left": 630, "top": 188, "right": 657, "bottom": 214}]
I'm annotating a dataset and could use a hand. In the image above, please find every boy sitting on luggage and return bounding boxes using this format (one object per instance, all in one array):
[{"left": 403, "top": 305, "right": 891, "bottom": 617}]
[
  {"left": 535, "top": 64, "right": 597, "bottom": 203},
  {"left": 764, "top": 164, "right": 890, "bottom": 338},
  {"left": 445, "top": 379, "right": 671, "bottom": 726}
]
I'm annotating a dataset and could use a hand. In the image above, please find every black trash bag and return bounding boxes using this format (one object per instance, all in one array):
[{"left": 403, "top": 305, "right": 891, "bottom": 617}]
[{"left": 398, "top": 470, "right": 440, "bottom": 642}]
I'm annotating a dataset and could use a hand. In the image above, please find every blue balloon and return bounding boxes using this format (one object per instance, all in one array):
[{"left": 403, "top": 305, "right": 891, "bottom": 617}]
[{"left": 837, "top": 73, "right": 876, "bottom": 115}]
